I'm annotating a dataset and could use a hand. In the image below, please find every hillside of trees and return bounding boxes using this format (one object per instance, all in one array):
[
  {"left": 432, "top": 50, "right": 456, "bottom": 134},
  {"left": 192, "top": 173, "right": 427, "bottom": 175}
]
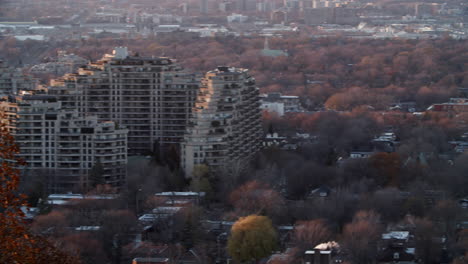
[{"left": 1, "top": 35, "right": 467, "bottom": 110}]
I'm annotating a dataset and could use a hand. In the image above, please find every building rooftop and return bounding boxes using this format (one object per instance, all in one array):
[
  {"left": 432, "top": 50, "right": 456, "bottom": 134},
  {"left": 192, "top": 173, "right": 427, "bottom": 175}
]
[
  {"left": 382, "top": 231, "right": 410, "bottom": 240},
  {"left": 155, "top": 191, "right": 206, "bottom": 197}
]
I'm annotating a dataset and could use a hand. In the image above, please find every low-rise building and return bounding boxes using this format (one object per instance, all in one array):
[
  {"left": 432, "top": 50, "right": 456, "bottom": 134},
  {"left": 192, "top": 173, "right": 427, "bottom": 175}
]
[
  {"left": 154, "top": 191, "right": 206, "bottom": 205},
  {"left": 46, "top": 193, "right": 118, "bottom": 206},
  {"left": 427, "top": 98, "right": 468, "bottom": 112},
  {"left": 260, "top": 92, "right": 303, "bottom": 113},
  {"left": 378, "top": 231, "right": 416, "bottom": 264},
  {"left": 303, "top": 241, "right": 341, "bottom": 264},
  {"left": 260, "top": 101, "right": 285, "bottom": 116}
]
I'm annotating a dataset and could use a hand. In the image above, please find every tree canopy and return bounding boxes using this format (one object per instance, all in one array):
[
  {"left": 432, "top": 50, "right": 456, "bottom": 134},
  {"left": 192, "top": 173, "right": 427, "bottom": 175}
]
[{"left": 227, "top": 215, "right": 278, "bottom": 263}]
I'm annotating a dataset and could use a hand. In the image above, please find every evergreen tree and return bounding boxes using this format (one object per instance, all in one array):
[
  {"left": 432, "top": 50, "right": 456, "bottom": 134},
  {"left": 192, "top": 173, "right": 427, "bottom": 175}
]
[{"left": 89, "top": 160, "right": 105, "bottom": 188}]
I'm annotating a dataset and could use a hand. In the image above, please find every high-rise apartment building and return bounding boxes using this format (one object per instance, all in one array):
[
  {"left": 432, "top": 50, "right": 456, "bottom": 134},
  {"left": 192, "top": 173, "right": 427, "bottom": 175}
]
[
  {"left": 0, "top": 60, "right": 36, "bottom": 96},
  {"left": 49, "top": 47, "right": 199, "bottom": 155},
  {"left": 0, "top": 95, "right": 128, "bottom": 193},
  {"left": 200, "top": 0, "right": 208, "bottom": 13},
  {"left": 181, "top": 67, "right": 263, "bottom": 177}
]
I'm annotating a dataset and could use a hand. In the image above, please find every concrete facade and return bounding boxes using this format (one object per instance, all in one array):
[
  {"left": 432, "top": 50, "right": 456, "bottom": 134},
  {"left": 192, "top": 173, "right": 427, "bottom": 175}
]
[
  {"left": 181, "top": 67, "right": 263, "bottom": 177},
  {"left": 49, "top": 48, "right": 199, "bottom": 155},
  {"left": 0, "top": 95, "right": 128, "bottom": 193},
  {"left": 0, "top": 60, "right": 36, "bottom": 96}
]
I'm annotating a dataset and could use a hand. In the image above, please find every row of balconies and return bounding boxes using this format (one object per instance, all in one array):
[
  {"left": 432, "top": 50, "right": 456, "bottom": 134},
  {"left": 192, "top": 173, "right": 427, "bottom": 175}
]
[
  {"left": 121, "top": 91, "right": 151, "bottom": 96},
  {"left": 157, "top": 129, "right": 185, "bottom": 133},
  {"left": 94, "top": 137, "right": 127, "bottom": 142},
  {"left": 15, "top": 135, "right": 43, "bottom": 141},
  {"left": 117, "top": 117, "right": 150, "bottom": 121},
  {"left": 16, "top": 129, "right": 43, "bottom": 134},
  {"left": 16, "top": 124, "right": 44, "bottom": 129},
  {"left": 118, "top": 103, "right": 152, "bottom": 107},
  {"left": 159, "top": 120, "right": 186, "bottom": 125},
  {"left": 116, "top": 109, "right": 150, "bottom": 113},
  {"left": 120, "top": 97, "right": 151, "bottom": 102},
  {"left": 94, "top": 142, "right": 125, "bottom": 148}
]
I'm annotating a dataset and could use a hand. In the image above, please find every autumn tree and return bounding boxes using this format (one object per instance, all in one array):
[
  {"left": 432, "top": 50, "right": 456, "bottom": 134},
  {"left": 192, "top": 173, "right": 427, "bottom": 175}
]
[
  {"left": 430, "top": 200, "right": 463, "bottom": 243},
  {"left": 215, "top": 159, "right": 249, "bottom": 202},
  {"left": 229, "top": 181, "right": 285, "bottom": 221},
  {"left": 99, "top": 209, "right": 138, "bottom": 263},
  {"left": 32, "top": 210, "right": 71, "bottom": 237},
  {"left": 341, "top": 210, "right": 382, "bottom": 264},
  {"left": 0, "top": 119, "right": 78, "bottom": 263},
  {"left": 285, "top": 161, "right": 337, "bottom": 199},
  {"left": 228, "top": 215, "right": 278, "bottom": 263},
  {"left": 301, "top": 189, "right": 358, "bottom": 232},
  {"left": 293, "top": 219, "right": 332, "bottom": 251},
  {"left": 369, "top": 152, "right": 401, "bottom": 187},
  {"left": 190, "top": 164, "right": 214, "bottom": 199},
  {"left": 58, "top": 233, "right": 109, "bottom": 264},
  {"left": 413, "top": 217, "right": 441, "bottom": 264}
]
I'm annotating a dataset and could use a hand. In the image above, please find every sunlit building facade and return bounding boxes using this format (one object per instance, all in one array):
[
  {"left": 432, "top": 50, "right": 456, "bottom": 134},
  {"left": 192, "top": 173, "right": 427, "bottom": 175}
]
[{"left": 181, "top": 67, "right": 263, "bottom": 177}]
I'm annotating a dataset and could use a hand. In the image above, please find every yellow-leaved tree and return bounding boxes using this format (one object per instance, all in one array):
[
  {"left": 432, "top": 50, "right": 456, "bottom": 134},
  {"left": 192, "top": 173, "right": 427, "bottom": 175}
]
[{"left": 227, "top": 215, "right": 277, "bottom": 263}]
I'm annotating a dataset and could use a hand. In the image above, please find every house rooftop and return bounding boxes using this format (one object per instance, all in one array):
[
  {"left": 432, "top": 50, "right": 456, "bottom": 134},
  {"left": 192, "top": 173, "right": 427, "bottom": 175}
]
[
  {"left": 155, "top": 191, "right": 205, "bottom": 197},
  {"left": 382, "top": 231, "right": 410, "bottom": 240}
]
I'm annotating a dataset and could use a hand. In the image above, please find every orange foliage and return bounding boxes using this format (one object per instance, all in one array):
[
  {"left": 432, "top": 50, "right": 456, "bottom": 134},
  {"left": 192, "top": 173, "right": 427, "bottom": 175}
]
[
  {"left": 0, "top": 120, "right": 79, "bottom": 263},
  {"left": 369, "top": 152, "right": 401, "bottom": 187},
  {"left": 229, "top": 180, "right": 284, "bottom": 218}
]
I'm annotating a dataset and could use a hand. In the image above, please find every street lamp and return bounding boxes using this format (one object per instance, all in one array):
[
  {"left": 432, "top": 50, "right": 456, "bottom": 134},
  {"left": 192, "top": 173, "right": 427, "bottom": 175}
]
[{"left": 135, "top": 188, "right": 142, "bottom": 215}]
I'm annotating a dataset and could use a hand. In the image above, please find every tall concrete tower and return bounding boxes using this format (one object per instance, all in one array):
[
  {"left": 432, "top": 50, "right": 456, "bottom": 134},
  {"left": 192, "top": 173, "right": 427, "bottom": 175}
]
[{"left": 181, "top": 67, "right": 263, "bottom": 177}]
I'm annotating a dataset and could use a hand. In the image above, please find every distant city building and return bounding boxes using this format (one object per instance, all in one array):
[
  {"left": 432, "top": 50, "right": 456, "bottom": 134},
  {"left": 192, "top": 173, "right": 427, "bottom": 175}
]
[
  {"left": 0, "top": 95, "right": 128, "bottom": 193},
  {"left": 304, "top": 7, "right": 334, "bottom": 25},
  {"left": 219, "top": 1, "right": 235, "bottom": 12},
  {"left": 415, "top": 3, "right": 441, "bottom": 18},
  {"left": 49, "top": 47, "right": 199, "bottom": 155},
  {"left": 227, "top": 13, "right": 248, "bottom": 23},
  {"left": 0, "top": 60, "right": 36, "bottom": 96},
  {"left": 260, "top": 92, "right": 302, "bottom": 113},
  {"left": 236, "top": 0, "right": 248, "bottom": 12},
  {"left": 257, "top": 1, "right": 276, "bottom": 12},
  {"left": 260, "top": 38, "right": 288, "bottom": 57},
  {"left": 334, "top": 7, "right": 360, "bottom": 25},
  {"left": 181, "top": 67, "right": 263, "bottom": 177},
  {"left": 427, "top": 98, "right": 468, "bottom": 112},
  {"left": 260, "top": 101, "right": 285, "bottom": 116},
  {"left": 304, "top": 7, "right": 359, "bottom": 25},
  {"left": 29, "top": 50, "right": 88, "bottom": 76},
  {"left": 271, "top": 9, "right": 288, "bottom": 24},
  {"left": 200, "top": 0, "right": 208, "bottom": 14}
]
